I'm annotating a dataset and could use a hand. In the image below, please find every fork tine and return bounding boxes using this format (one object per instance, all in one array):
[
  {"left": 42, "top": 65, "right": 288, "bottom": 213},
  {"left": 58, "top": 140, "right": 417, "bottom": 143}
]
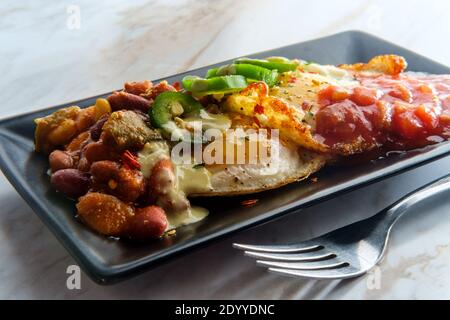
[
  {"left": 244, "top": 250, "right": 334, "bottom": 261},
  {"left": 268, "top": 265, "right": 363, "bottom": 280},
  {"left": 233, "top": 242, "right": 321, "bottom": 253},
  {"left": 256, "top": 258, "right": 346, "bottom": 270}
]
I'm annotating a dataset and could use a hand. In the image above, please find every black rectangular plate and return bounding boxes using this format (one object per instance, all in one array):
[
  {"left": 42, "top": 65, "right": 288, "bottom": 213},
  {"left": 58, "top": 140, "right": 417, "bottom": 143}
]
[{"left": 1, "top": 31, "right": 449, "bottom": 284}]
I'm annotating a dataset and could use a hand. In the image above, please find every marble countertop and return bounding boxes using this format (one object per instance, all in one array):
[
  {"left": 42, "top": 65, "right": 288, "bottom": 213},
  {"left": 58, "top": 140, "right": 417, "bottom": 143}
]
[{"left": 1, "top": 0, "right": 450, "bottom": 299}]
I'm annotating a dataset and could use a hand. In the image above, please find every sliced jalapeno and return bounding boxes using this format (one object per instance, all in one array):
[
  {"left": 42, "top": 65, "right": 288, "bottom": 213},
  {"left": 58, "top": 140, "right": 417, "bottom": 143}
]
[
  {"left": 150, "top": 91, "right": 203, "bottom": 129},
  {"left": 205, "top": 68, "right": 219, "bottom": 78},
  {"left": 234, "top": 57, "right": 298, "bottom": 73},
  {"left": 206, "top": 63, "right": 278, "bottom": 87},
  {"left": 182, "top": 75, "right": 248, "bottom": 95}
]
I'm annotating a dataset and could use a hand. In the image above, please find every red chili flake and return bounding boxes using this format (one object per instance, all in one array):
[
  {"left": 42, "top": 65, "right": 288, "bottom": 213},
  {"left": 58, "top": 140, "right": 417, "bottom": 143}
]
[
  {"left": 241, "top": 199, "right": 259, "bottom": 207},
  {"left": 288, "top": 76, "right": 297, "bottom": 83},
  {"left": 122, "top": 150, "right": 141, "bottom": 170},
  {"left": 172, "top": 81, "right": 182, "bottom": 91},
  {"left": 254, "top": 104, "right": 264, "bottom": 114}
]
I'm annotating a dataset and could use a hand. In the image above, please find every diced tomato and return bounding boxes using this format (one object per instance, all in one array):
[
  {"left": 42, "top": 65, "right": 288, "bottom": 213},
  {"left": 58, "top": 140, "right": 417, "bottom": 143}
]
[
  {"left": 318, "top": 85, "right": 349, "bottom": 107},
  {"left": 315, "top": 100, "right": 383, "bottom": 146},
  {"left": 414, "top": 105, "right": 439, "bottom": 131},
  {"left": 388, "top": 84, "right": 412, "bottom": 102},
  {"left": 443, "top": 95, "right": 450, "bottom": 109},
  {"left": 392, "top": 105, "right": 425, "bottom": 139},
  {"left": 418, "top": 84, "right": 433, "bottom": 94},
  {"left": 350, "top": 87, "right": 377, "bottom": 106},
  {"left": 440, "top": 111, "right": 450, "bottom": 134}
]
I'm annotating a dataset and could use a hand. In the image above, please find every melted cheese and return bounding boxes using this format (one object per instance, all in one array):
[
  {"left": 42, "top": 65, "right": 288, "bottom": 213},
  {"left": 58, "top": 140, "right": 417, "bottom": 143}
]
[
  {"left": 137, "top": 141, "right": 211, "bottom": 230},
  {"left": 162, "top": 121, "right": 186, "bottom": 141},
  {"left": 177, "top": 164, "right": 212, "bottom": 194},
  {"left": 167, "top": 164, "right": 212, "bottom": 229},
  {"left": 184, "top": 109, "right": 232, "bottom": 131},
  {"left": 138, "top": 141, "right": 170, "bottom": 178},
  {"left": 302, "top": 63, "right": 357, "bottom": 85},
  {"left": 162, "top": 110, "right": 231, "bottom": 142},
  {"left": 167, "top": 206, "right": 209, "bottom": 230}
]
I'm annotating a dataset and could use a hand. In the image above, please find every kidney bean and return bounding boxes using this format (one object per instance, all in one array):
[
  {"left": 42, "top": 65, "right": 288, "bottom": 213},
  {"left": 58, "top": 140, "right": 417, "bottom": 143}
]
[
  {"left": 107, "top": 91, "right": 151, "bottom": 112},
  {"left": 49, "top": 150, "right": 74, "bottom": 172},
  {"left": 51, "top": 169, "right": 90, "bottom": 199},
  {"left": 65, "top": 131, "right": 90, "bottom": 152},
  {"left": 77, "top": 192, "right": 135, "bottom": 236},
  {"left": 83, "top": 140, "right": 119, "bottom": 163},
  {"left": 90, "top": 159, "right": 120, "bottom": 176},
  {"left": 89, "top": 114, "right": 109, "bottom": 141},
  {"left": 90, "top": 160, "right": 146, "bottom": 203},
  {"left": 75, "top": 106, "right": 97, "bottom": 132},
  {"left": 124, "top": 80, "right": 153, "bottom": 96},
  {"left": 127, "top": 206, "right": 168, "bottom": 240}
]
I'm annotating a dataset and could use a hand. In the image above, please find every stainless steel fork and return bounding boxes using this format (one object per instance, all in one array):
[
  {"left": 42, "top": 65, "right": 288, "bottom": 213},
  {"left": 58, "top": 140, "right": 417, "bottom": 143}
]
[{"left": 233, "top": 174, "right": 450, "bottom": 280}]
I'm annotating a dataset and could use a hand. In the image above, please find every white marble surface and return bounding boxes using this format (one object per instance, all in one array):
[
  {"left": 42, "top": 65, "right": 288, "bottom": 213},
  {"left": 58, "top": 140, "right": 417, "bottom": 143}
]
[{"left": 1, "top": 0, "right": 450, "bottom": 299}]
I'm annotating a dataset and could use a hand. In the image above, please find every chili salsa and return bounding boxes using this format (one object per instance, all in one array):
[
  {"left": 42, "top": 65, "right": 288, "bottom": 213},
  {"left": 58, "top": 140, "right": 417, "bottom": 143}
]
[{"left": 315, "top": 72, "right": 450, "bottom": 151}]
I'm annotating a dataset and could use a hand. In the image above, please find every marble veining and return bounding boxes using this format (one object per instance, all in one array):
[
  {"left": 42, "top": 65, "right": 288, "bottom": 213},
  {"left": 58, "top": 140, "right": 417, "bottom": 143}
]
[{"left": 1, "top": 0, "right": 450, "bottom": 299}]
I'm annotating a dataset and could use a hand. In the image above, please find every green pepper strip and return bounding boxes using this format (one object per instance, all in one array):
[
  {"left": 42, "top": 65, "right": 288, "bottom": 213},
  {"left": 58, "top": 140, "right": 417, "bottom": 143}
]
[
  {"left": 235, "top": 57, "right": 298, "bottom": 73},
  {"left": 182, "top": 75, "right": 248, "bottom": 95},
  {"left": 205, "top": 68, "right": 219, "bottom": 78},
  {"left": 150, "top": 91, "right": 203, "bottom": 129},
  {"left": 205, "top": 64, "right": 278, "bottom": 87}
]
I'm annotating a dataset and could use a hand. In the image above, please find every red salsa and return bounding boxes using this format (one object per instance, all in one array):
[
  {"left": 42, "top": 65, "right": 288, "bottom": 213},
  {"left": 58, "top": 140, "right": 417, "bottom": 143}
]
[{"left": 315, "top": 73, "right": 450, "bottom": 152}]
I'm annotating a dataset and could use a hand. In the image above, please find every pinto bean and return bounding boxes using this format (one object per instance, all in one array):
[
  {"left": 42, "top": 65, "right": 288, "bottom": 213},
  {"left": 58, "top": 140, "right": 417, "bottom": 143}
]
[
  {"left": 90, "top": 160, "right": 146, "bottom": 203},
  {"left": 76, "top": 192, "right": 135, "bottom": 236},
  {"left": 124, "top": 80, "right": 153, "bottom": 96},
  {"left": 51, "top": 169, "right": 90, "bottom": 199},
  {"left": 83, "top": 140, "right": 119, "bottom": 163},
  {"left": 126, "top": 206, "right": 168, "bottom": 240},
  {"left": 143, "top": 81, "right": 176, "bottom": 100},
  {"left": 107, "top": 91, "right": 151, "bottom": 112},
  {"left": 75, "top": 106, "right": 97, "bottom": 132},
  {"left": 77, "top": 156, "right": 91, "bottom": 172},
  {"left": 49, "top": 150, "right": 74, "bottom": 172},
  {"left": 90, "top": 159, "right": 120, "bottom": 177},
  {"left": 66, "top": 131, "right": 90, "bottom": 152}
]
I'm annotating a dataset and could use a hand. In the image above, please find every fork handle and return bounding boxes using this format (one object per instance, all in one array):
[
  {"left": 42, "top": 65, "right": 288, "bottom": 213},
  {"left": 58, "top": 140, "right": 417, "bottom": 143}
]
[{"left": 383, "top": 173, "right": 450, "bottom": 226}]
